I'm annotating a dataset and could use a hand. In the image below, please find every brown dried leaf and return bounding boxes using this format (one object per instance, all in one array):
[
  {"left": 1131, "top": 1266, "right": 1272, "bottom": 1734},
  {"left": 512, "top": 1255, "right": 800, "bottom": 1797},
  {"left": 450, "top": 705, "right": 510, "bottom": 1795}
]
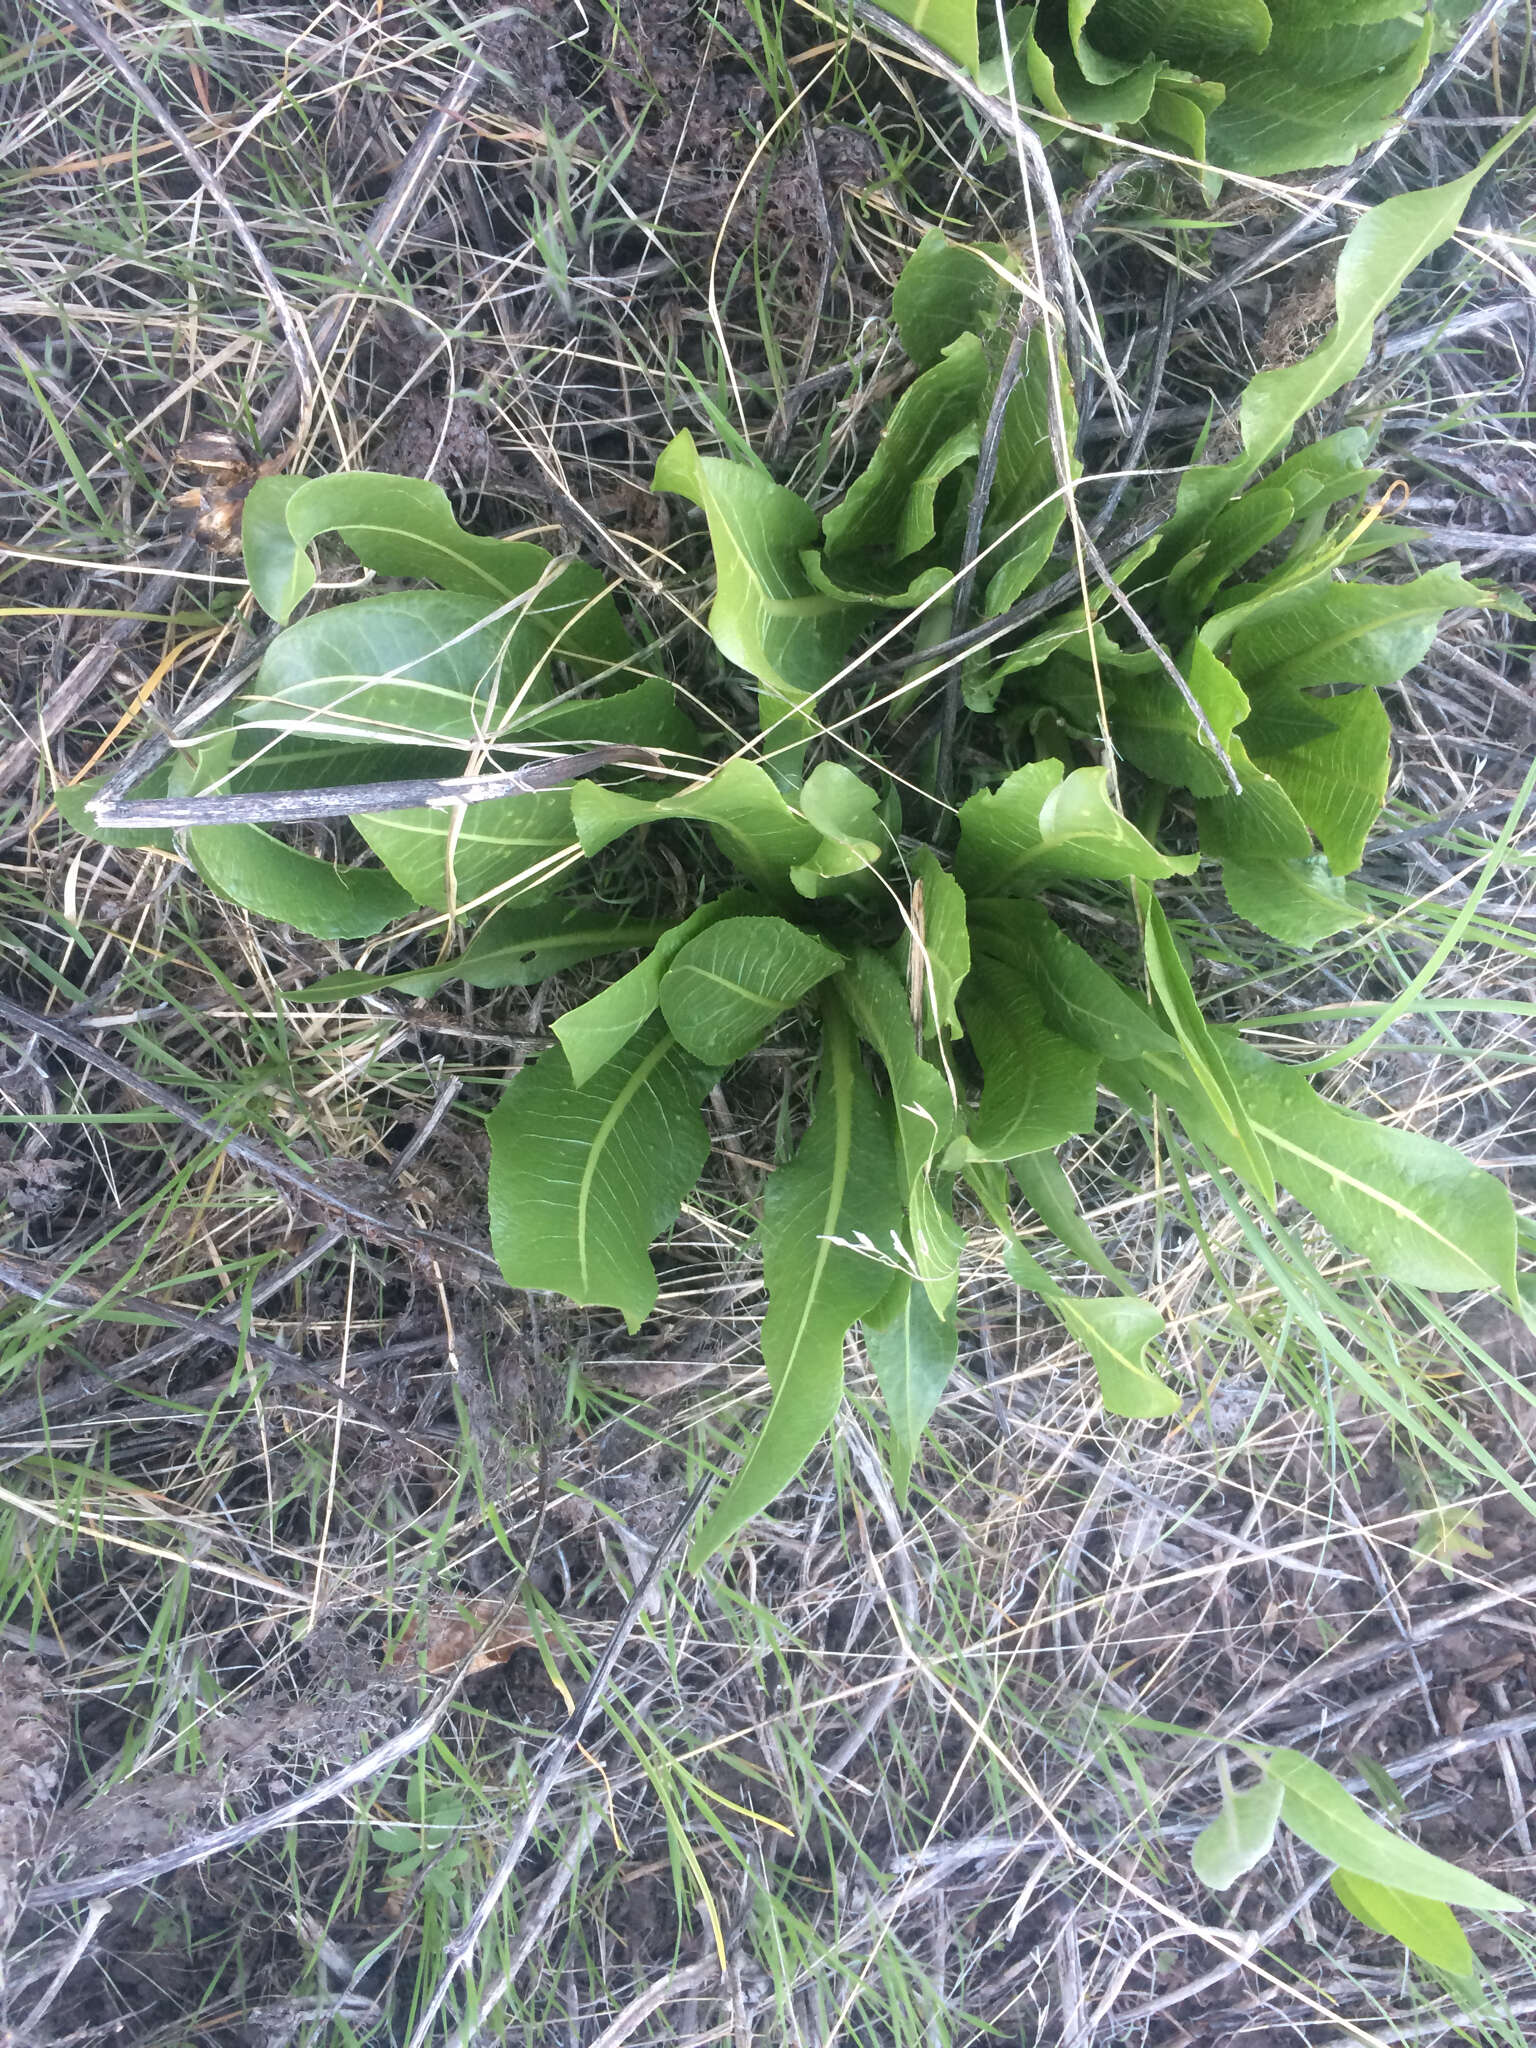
[
  {"left": 0, "top": 1655, "right": 66, "bottom": 1958},
  {"left": 388, "top": 1600, "right": 534, "bottom": 1676}
]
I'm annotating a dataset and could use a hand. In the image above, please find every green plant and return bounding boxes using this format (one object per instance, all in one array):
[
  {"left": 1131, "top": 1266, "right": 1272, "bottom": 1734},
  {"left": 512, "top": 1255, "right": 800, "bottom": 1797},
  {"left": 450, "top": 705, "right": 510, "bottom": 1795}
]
[
  {"left": 75, "top": 157, "right": 1532, "bottom": 1598},
  {"left": 1192, "top": 1741, "right": 1523, "bottom": 1974},
  {"left": 878, "top": 0, "right": 1470, "bottom": 175}
]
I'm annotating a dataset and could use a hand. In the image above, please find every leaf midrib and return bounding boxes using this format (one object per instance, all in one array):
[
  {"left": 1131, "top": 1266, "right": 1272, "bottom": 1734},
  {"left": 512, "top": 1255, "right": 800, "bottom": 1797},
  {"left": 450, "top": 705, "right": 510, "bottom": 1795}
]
[{"left": 575, "top": 1033, "right": 677, "bottom": 1297}]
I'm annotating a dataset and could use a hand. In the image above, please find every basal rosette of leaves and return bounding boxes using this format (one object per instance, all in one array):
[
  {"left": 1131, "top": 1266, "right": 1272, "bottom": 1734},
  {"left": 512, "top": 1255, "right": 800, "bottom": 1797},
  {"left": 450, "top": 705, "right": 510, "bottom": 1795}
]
[
  {"left": 75, "top": 164, "right": 1525, "bottom": 1598},
  {"left": 881, "top": 0, "right": 1471, "bottom": 175}
]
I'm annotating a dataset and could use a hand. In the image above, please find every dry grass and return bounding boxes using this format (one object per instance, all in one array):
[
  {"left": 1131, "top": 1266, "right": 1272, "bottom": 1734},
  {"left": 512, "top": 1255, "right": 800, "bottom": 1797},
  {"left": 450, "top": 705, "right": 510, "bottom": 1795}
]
[{"left": 1, "top": 1, "right": 1535, "bottom": 2043}]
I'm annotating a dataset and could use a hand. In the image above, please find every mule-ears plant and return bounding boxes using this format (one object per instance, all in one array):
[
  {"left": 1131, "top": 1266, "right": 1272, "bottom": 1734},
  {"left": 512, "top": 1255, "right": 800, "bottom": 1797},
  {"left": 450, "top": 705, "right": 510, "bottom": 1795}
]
[
  {"left": 71, "top": 142, "right": 1535, "bottom": 1970},
  {"left": 876, "top": 0, "right": 1467, "bottom": 175},
  {"left": 80, "top": 154, "right": 1531, "bottom": 1548}
]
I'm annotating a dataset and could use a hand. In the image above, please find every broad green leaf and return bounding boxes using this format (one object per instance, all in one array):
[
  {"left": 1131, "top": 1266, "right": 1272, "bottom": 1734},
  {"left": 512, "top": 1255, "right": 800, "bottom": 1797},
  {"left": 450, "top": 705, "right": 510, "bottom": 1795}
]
[
  {"left": 241, "top": 475, "right": 307, "bottom": 619},
  {"left": 691, "top": 991, "right": 902, "bottom": 1563},
  {"left": 1230, "top": 564, "right": 1490, "bottom": 697},
  {"left": 911, "top": 848, "right": 970, "bottom": 1041},
  {"left": 972, "top": 1165, "right": 1175, "bottom": 1417},
  {"left": 1111, "top": 638, "right": 1250, "bottom": 798},
  {"left": 892, "top": 232, "right": 1011, "bottom": 371},
  {"left": 571, "top": 761, "right": 818, "bottom": 901},
  {"left": 1249, "top": 686, "right": 1389, "bottom": 875},
  {"left": 242, "top": 471, "right": 632, "bottom": 680},
  {"left": 982, "top": 324, "right": 1077, "bottom": 617},
  {"left": 969, "top": 899, "right": 1174, "bottom": 1061},
  {"left": 962, "top": 952, "right": 1100, "bottom": 1161},
  {"left": 1138, "top": 885, "right": 1276, "bottom": 1205},
  {"left": 658, "top": 915, "right": 842, "bottom": 1065},
  {"left": 357, "top": 789, "right": 575, "bottom": 911},
  {"left": 653, "top": 430, "right": 858, "bottom": 764},
  {"left": 293, "top": 903, "right": 672, "bottom": 1001},
  {"left": 1221, "top": 855, "right": 1372, "bottom": 947},
  {"left": 863, "top": 1275, "right": 959, "bottom": 1506},
  {"left": 1196, "top": 739, "right": 1314, "bottom": 863},
  {"left": 881, "top": 0, "right": 980, "bottom": 73},
  {"left": 1330, "top": 1871, "right": 1477, "bottom": 1975},
  {"left": 1086, "top": 0, "right": 1270, "bottom": 73},
  {"left": 1205, "top": 9, "right": 1430, "bottom": 175},
  {"left": 554, "top": 894, "right": 754, "bottom": 1088},
  {"left": 802, "top": 550, "right": 954, "bottom": 611},
  {"left": 821, "top": 336, "right": 987, "bottom": 566},
  {"left": 1005, "top": 1254, "right": 1177, "bottom": 1418},
  {"left": 174, "top": 735, "right": 415, "bottom": 939},
  {"left": 842, "top": 949, "right": 964, "bottom": 1314},
  {"left": 1162, "top": 485, "right": 1295, "bottom": 631},
  {"left": 1265, "top": 1748, "right": 1526, "bottom": 1914},
  {"left": 1009, "top": 1151, "right": 1132, "bottom": 1290},
  {"left": 957, "top": 761, "right": 1196, "bottom": 894},
  {"left": 512, "top": 673, "right": 697, "bottom": 758},
  {"left": 1166, "top": 166, "right": 1500, "bottom": 543},
  {"left": 487, "top": 1017, "right": 717, "bottom": 1332},
  {"left": 237, "top": 593, "right": 513, "bottom": 748},
  {"left": 59, "top": 764, "right": 176, "bottom": 851},
  {"left": 1192, "top": 1773, "right": 1285, "bottom": 1890},
  {"left": 1190, "top": 1035, "right": 1522, "bottom": 1299}
]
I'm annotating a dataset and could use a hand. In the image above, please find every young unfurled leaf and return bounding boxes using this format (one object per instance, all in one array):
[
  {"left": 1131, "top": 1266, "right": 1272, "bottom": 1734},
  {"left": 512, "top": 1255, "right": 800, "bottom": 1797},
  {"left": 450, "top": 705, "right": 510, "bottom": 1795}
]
[
  {"left": 571, "top": 761, "right": 818, "bottom": 900},
  {"left": 1330, "top": 1871, "right": 1477, "bottom": 1976},
  {"left": 1162, "top": 486, "right": 1295, "bottom": 632},
  {"left": 863, "top": 1275, "right": 960, "bottom": 1506},
  {"left": 892, "top": 231, "right": 1011, "bottom": 370},
  {"left": 1192, "top": 1772, "right": 1284, "bottom": 1891},
  {"left": 653, "top": 430, "right": 857, "bottom": 764},
  {"left": 910, "top": 849, "right": 970, "bottom": 1042},
  {"left": 553, "top": 894, "right": 755, "bottom": 1087},
  {"left": 488, "top": 1017, "right": 717, "bottom": 1332},
  {"left": 961, "top": 952, "right": 1100, "bottom": 1161},
  {"left": 691, "top": 991, "right": 902, "bottom": 1564},
  {"left": 658, "top": 915, "right": 843, "bottom": 1065},
  {"left": 969, "top": 899, "right": 1174, "bottom": 1062},
  {"left": 821, "top": 336, "right": 986, "bottom": 567},
  {"left": 1264, "top": 1748, "right": 1526, "bottom": 1915},
  {"left": 957, "top": 761, "right": 1197, "bottom": 894},
  {"left": 1021, "top": 16, "right": 1163, "bottom": 128},
  {"left": 1221, "top": 855, "right": 1372, "bottom": 948},
  {"left": 1138, "top": 885, "right": 1275, "bottom": 1206},
  {"left": 242, "top": 471, "right": 631, "bottom": 677},
  {"left": 1247, "top": 685, "right": 1390, "bottom": 876},
  {"left": 791, "top": 761, "right": 888, "bottom": 895},
  {"left": 841, "top": 949, "right": 964, "bottom": 1316},
  {"left": 295, "top": 903, "right": 672, "bottom": 1002}
]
